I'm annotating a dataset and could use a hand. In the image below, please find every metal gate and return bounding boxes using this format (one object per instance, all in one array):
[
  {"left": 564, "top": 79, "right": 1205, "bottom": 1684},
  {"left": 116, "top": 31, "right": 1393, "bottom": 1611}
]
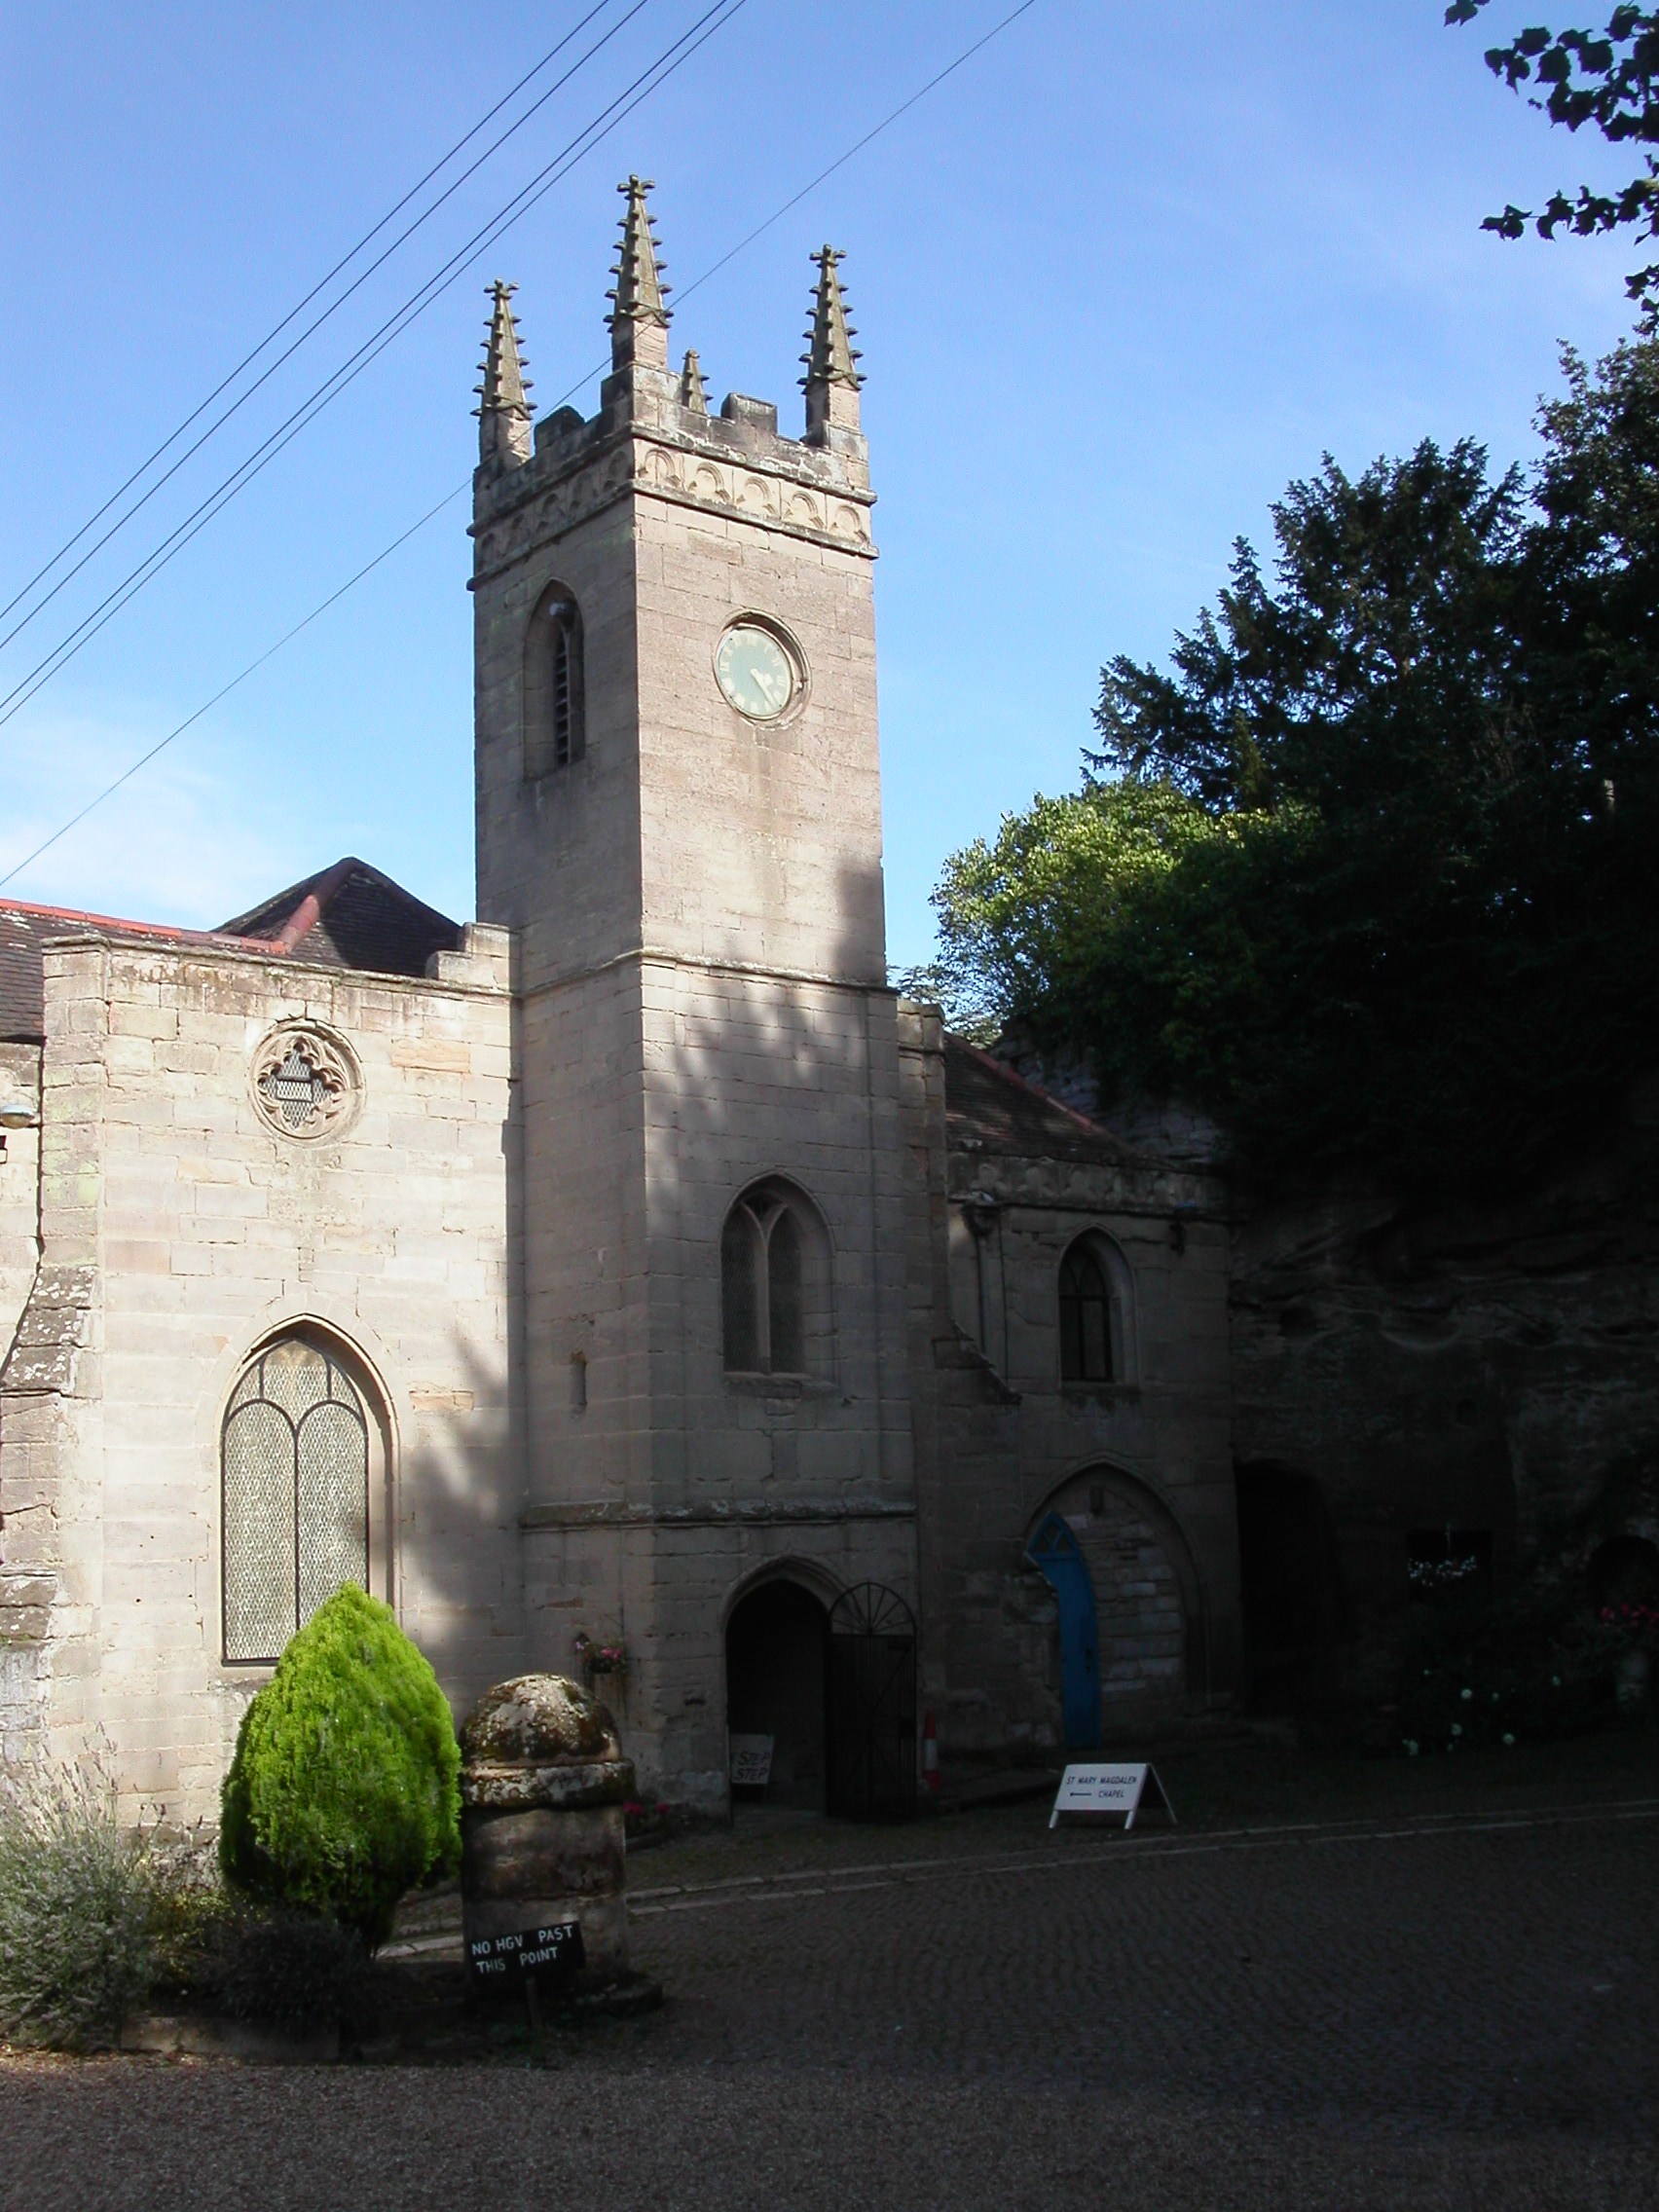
[{"left": 826, "top": 1582, "right": 917, "bottom": 1821}]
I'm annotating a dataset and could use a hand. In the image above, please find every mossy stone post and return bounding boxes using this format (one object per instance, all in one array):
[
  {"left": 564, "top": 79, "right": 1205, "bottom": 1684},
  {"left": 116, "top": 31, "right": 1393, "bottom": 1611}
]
[{"left": 460, "top": 1676, "right": 635, "bottom": 1987}]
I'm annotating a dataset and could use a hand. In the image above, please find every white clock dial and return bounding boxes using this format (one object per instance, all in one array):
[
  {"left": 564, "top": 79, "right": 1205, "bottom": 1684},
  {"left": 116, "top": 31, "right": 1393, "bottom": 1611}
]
[{"left": 716, "top": 624, "right": 797, "bottom": 719}]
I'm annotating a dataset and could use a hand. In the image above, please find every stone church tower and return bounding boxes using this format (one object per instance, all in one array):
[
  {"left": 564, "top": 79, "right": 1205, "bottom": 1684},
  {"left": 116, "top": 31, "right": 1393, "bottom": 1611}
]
[{"left": 468, "top": 181, "right": 917, "bottom": 1802}]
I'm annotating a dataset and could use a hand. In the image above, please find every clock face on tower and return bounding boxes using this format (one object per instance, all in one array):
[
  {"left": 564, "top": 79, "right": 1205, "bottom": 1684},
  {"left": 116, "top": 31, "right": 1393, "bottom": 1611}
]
[{"left": 715, "top": 622, "right": 798, "bottom": 719}]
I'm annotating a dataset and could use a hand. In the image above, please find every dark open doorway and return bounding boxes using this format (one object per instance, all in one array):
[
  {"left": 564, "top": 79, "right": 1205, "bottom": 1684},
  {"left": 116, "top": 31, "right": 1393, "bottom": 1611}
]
[
  {"left": 724, "top": 1578, "right": 830, "bottom": 1811},
  {"left": 1235, "top": 1460, "right": 1346, "bottom": 1713}
]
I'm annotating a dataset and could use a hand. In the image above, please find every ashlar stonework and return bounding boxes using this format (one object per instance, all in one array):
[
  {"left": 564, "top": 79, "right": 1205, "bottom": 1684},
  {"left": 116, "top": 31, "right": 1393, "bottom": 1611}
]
[{"left": 0, "top": 187, "right": 1240, "bottom": 1823}]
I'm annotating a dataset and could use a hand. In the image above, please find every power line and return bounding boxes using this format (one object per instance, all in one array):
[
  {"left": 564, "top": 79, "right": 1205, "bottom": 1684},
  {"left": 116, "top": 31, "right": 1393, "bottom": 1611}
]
[
  {"left": 0, "top": 0, "right": 650, "bottom": 655},
  {"left": 0, "top": 488, "right": 471, "bottom": 893},
  {"left": 0, "top": 0, "right": 748, "bottom": 732},
  {"left": 675, "top": 0, "right": 1044, "bottom": 316},
  {"left": 0, "top": 0, "right": 1047, "bottom": 894}
]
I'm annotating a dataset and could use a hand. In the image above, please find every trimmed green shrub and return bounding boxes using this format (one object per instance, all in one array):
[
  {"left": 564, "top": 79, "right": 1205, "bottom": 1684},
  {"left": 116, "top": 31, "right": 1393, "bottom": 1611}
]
[
  {"left": 0, "top": 1751, "right": 157, "bottom": 2049},
  {"left": 220, "top": 1586, "right": 461, "bottom": 1950}
]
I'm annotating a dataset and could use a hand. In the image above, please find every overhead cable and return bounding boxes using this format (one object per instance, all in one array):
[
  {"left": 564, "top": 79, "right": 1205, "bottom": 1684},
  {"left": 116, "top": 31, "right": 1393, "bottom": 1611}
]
[
  {"left": 0, "top": 0, "right": 651, "bottom": 653},
  {"left": 0, "top": 0, "right": 1047, "bottom": 890},
  {"left": 0, "top": 489, "right": 469, "bottom": 893},
  {"left": 0, "top": 0, "right": 749, "bottom": 732}
]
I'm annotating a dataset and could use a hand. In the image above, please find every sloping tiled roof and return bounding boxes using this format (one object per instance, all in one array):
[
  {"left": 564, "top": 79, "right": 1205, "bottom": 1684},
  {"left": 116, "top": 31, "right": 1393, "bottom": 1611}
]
[
  {"left": 0, "top": 859, "right": 462, "bottom": 1043},
  {"left": 0, "top": 903, "right": 262, "bottom": 1043},
  {"left": 219, "top": 858, "right": 462, "bottom": 978},
  {"left": 942, "top": 1034, "right": 1138, "bottom": 1166}
]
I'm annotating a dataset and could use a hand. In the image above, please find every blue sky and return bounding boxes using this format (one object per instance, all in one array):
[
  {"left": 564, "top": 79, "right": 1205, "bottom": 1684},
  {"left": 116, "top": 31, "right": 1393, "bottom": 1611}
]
[{"left": 0, "top": 2, "right": 1641, "bottom": 965}]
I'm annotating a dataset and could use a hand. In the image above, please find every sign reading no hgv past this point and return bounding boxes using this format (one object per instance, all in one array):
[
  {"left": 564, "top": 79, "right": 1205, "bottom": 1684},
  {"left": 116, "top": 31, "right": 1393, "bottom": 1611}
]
[{"left": 466, "top": 1920, "right": 586, "bottom": 1988}]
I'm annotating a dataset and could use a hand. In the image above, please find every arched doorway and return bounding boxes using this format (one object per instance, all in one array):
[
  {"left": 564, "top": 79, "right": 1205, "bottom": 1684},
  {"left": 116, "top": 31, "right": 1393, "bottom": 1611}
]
[
  {"left": 1235, "top": 1460, "right": 1346, "bottom": 1713},
  {"left": 724, "top": 1578, "right": 830, "bottom": 1811},
  {"left": 826, "top": 1584, "right": 917, "bottom": 1821},
  {"left": 1028, "top": 1468, "right": 1206, "bottom": 1740},
  {"left": 1587, "top": 1533, "right": 1659, "bottom": 1612}
]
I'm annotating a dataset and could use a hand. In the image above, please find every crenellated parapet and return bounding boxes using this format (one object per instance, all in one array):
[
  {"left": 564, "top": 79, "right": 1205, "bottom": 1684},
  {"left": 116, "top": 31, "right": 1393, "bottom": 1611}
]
[{"left": 470, "top": 179, "right": 874, "bottom": 582}]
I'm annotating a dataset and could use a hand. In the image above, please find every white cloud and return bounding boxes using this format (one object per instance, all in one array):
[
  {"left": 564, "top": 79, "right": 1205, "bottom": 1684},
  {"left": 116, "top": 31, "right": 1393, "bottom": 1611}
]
[{"left": 0, "top": 706, "right": 290, "bottom": 928}]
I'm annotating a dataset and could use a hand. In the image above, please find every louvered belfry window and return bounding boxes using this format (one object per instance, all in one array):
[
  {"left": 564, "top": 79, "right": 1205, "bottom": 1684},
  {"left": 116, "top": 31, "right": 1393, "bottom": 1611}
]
[
  {"left": 222, "top": 1337, "right": 369, "bottom": 1663},
  {"left": 721, "top": 1184, "right": 822, "bottom": 1377},
  {"left": 523, "top": 585, "right": 584, "bottom": 778}
]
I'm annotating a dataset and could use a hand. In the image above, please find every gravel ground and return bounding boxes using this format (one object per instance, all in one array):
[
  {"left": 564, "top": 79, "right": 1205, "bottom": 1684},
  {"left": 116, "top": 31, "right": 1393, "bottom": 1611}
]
[{"left": 3, "top": 1738, "right": 1657, "bottom": 2212}]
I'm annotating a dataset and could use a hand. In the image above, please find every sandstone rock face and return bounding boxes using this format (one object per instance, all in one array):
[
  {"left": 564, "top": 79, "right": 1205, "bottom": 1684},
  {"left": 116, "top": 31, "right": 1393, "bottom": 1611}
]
[{"left": 1230, "top": 1075, "right": 1659, "bottom": 1701}]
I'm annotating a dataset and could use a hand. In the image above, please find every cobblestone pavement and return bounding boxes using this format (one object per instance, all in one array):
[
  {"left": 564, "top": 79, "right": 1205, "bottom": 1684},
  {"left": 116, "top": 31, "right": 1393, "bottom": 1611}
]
[{"left": 3, "top": 1766, "right": 1657, "bottom": 2211}]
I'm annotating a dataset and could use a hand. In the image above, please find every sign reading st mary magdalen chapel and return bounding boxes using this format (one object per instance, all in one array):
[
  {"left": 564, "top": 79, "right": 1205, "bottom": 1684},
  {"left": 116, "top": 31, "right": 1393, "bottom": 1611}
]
[{"left": 1049, "top": 1764, "right": 1176, "bottom": 1831}]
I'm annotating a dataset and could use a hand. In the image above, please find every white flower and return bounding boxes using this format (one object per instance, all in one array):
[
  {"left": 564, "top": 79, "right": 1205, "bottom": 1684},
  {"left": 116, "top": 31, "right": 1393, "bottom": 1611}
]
[
  {"left": 1404, "top": 1739, "right": 1419, "bottom": 1755},
  {"left": 1451, "top": 1722, "right": 1462, "bottom": 1736},
  {"left": 1501, "top": 1733, "right": 1516, "bottom": 1747},
  {"left": 1460, "top": 1687, "right": 1473, "bottom": 1701}
]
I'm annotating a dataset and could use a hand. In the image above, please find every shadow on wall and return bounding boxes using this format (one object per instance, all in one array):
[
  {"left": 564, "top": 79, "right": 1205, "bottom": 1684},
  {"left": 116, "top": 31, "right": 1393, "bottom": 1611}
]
[
  {"left": 393, "top": 846, "right": 900, "bottom": 1756},
  {"left": 380, "top": 1319, "right": 525, "bottom": 1728}
]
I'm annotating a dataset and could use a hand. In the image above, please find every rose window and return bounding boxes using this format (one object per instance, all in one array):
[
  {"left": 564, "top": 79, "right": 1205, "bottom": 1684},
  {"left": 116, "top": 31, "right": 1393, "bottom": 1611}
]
[{"left": 250, "top": 1026, "right": 356, "bottom": 1141}]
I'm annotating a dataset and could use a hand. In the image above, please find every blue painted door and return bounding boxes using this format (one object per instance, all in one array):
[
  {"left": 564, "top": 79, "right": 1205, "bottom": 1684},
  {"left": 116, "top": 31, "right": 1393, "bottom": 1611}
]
[{"left": 1026, "top": 1512, "right": 1101, "bottom": 1749}]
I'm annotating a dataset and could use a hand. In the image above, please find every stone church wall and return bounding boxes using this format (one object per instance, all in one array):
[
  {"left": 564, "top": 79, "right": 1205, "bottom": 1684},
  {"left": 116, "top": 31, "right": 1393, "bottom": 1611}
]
[
  {"left": 0, "top": 928, "right": 520, "bottom": 1824},
  {"left": 900, "top": 1005, "right": 1241, "bottom": 1759}
]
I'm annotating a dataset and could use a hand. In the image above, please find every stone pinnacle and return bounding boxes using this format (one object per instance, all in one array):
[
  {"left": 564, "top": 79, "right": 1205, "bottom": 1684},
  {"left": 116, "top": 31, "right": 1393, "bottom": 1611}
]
[
  {"left": 475, "top": 279, "right": 535, "bottom": 466},
  {"left": 800, "top": 245, "right": 862, "bottom": 390}
]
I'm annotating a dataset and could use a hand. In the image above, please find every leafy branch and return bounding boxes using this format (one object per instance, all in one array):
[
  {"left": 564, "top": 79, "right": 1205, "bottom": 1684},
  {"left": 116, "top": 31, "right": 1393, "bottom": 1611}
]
[{"left": 1449, "top": 2, "right": 1659, "bottom": 309}]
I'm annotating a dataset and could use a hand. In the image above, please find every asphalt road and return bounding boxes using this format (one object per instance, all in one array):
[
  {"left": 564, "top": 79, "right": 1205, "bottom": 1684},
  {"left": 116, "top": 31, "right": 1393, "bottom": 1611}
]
[{"left": 3, "top": 1783, "right": 1656, "bottom": 2210}]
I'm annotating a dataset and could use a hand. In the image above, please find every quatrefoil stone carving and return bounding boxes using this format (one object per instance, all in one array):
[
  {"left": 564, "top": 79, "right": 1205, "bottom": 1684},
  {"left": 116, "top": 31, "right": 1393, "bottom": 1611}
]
[{"left": 250, "top": 1024, "right": 358, "bottom": 1141}]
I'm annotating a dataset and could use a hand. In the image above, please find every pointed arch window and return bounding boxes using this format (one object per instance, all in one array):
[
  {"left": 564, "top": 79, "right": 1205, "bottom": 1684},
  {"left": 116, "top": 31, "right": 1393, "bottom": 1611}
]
[
  {"left": 1059, "top": 1234, "right": 1136, "bottom": 1386},
  {"left": 721, "top": 1180, "right": 830, "bottom": 1378},
  {"left": 222, "top": 1337, "right": 370, "bottom": 1663},
  {"left": 523, "top": 582, "right": 585, "bottom": 778}
]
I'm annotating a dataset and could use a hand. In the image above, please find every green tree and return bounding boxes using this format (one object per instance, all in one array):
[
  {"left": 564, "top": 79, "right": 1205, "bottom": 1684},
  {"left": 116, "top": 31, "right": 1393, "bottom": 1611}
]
[
  {"left": 933, "top": 338, "right": 1659, "bottom": 1195},
  {"left": 1450, "top": 2, "right": 1659, "bottom": 314},
  {"left": 220, "top": 1585, "right": 461, "bottom": 1951}
]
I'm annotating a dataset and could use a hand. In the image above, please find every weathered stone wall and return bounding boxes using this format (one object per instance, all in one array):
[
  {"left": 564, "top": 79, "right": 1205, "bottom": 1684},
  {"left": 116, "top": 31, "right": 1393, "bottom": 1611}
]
[
  {"left": 1230, "top": 1073, "right": 1659, "bottom": 1689},
  {"left": 900, "top": 1005, "right": 1241, "bottom": 1758},
  {"left": 0, "top": 1038, "right": 46, "bottom": 1757},
  {"left": 0, "top": 928, "right": 520, "bottom": 1823},
  {"left": 513, "top": 959, "right": 919, "bottom": 1808}
]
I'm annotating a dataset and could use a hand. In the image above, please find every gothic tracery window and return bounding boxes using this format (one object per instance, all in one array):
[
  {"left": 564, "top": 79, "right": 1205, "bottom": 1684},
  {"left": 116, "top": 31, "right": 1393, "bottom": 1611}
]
[
  {"left": 523, "top": 583, "right": 585, "bottom": 778},
  {"left": 721, "top": 1182, "right": 829, "bottom": 1377},
  {"left": 222, "top": 1336, "right": 370, "bottom": 1663},
  {"left": 1059, "top": 1235, "right": 1134, "bottom": 1385}
]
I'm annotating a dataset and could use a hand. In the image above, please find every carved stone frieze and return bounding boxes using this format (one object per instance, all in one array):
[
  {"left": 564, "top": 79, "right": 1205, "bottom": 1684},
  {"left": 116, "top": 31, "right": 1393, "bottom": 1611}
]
[{"left": 471, "top": 433, "right": 875, "bottom": 581}]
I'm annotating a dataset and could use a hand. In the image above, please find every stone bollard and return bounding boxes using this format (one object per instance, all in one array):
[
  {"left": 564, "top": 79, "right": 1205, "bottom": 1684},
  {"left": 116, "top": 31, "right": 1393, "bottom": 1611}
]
[{"left": 460, "top": 1674, "right": 635, "bottom": 1988}]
